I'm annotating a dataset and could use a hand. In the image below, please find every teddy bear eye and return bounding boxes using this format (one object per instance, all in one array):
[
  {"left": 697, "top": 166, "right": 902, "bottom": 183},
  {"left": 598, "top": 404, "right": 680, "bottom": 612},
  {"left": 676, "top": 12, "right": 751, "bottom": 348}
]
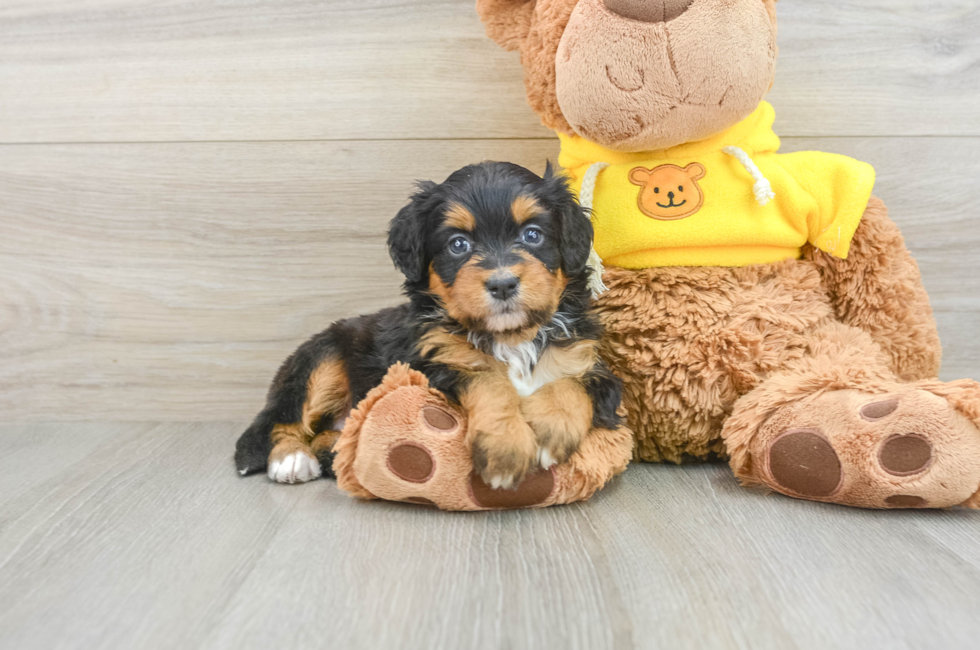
[
  {"left": 654, "top": 187, "right": 660, "bottom": 194},
  {"left": 678, "top": 185, "right": 684, "bottom": 192}
]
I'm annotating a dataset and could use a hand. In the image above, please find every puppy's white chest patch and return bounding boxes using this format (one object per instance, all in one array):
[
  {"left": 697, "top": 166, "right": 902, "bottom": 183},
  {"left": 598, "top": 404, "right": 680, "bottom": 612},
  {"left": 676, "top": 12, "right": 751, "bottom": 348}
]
[{"left": 492, "top": 341, "right": 543, "bottom": 397}]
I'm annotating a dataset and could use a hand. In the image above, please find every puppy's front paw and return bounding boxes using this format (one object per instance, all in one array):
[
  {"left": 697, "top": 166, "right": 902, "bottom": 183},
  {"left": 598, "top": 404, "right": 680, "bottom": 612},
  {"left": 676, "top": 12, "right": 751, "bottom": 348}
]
[
  {"left": 537, "top": 447, "right": 559, "bottom": 470},
  {"left": 268, "top": 450, "right": 322, "bottom": 484},
  {"left": 471, "top": 420, "right": 538, "bottom": 490},
  {"left": 523, "top": 380, "right": 592, "bottom": 470}
]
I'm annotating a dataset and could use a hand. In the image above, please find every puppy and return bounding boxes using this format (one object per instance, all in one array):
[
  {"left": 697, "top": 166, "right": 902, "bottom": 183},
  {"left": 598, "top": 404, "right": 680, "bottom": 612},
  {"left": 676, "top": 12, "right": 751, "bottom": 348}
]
[{"left": 235, "top": 162, "right": 622, "bottom": 488}]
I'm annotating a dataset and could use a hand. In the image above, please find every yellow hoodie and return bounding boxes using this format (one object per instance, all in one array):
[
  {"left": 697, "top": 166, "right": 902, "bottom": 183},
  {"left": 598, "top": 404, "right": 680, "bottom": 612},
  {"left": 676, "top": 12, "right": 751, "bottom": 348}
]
[{"left": 559, "top": 102, "right": 876, "bottom": 269}]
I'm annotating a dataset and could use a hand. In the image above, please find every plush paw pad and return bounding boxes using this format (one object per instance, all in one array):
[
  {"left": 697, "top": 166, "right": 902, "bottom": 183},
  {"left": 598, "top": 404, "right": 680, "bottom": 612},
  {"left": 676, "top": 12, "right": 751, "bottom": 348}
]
[
  {"left": 877, "top": 434, "right": 933, "bottom": 476},
  {"left": 387, "top": 443, "right": 435, "bottom": 483},
  {"left": 767, "top": 429, "right": 842, "bottom": 498},
  {"left": 268, "top": 451, "right": 322, "bottom": 484},
  {"left": 884, "top": 495, "right": 927, "bottom": 508},
  {"left": 422, "top": 406, "right": 458, "bottom": 432},
  {"left": 754, "top": 386, "right": 980, "bottom": 509},
  {"left": 470, "top": 468, "right": 555, "bottom": 509}
]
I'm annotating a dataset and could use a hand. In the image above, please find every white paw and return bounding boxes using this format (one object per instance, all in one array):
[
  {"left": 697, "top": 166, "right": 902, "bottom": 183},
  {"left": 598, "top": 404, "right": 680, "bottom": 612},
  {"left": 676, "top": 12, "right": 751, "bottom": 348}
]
[
  {"left": 268, "top": 451, "right": 322, "bottom": 484},
  {"left": 489, "top": 475, "right": 516, "bottom": 490},
  {"left": 537, "top": 447, "right": 557, "bottom": 470}
]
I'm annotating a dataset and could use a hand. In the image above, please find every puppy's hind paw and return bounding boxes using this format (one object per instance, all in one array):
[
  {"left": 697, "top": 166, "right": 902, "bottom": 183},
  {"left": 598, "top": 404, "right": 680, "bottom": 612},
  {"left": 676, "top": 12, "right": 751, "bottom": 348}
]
[{"left": 268, "top": 450, "right": 322, "bottom": 484}]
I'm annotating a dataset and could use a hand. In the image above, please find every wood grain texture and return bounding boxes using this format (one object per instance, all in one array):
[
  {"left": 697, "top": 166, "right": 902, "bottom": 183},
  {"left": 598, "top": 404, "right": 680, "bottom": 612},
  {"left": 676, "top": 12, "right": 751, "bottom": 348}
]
[
  {"left": 2, "top": 3, "right": 978, "bottom": 648},
  {"left": 2, "top": 137, "right": 978, "bottom": 422},
  {"left": 2, "top": 423, "right": 980, "bottom": 650},
  {"left": 0, "top": 1, "right": 978, "bottom": 143}
]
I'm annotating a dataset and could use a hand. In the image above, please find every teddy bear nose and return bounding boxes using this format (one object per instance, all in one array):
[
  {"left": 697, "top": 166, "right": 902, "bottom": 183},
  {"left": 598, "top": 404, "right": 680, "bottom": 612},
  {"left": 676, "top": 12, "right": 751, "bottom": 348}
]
[{"left": 604, "top": 0, "right": 694, "bottom": 23}]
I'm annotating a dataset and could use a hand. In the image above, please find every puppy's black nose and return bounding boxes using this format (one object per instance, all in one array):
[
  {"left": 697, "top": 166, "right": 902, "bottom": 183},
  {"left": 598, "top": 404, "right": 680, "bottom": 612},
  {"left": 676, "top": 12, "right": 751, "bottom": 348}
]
[
  {"left": 486, "top": 275, "right": 520, "bottom": 301},
  {"left": 604, "top": 0, "right": 693, "bottom": 23}
]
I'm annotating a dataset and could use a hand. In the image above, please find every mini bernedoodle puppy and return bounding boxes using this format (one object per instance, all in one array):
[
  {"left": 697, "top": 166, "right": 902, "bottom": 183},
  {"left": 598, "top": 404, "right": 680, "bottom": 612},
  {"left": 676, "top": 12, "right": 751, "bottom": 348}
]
[{"left": 235, "top": 161, "right": 622, "bottom": 489}]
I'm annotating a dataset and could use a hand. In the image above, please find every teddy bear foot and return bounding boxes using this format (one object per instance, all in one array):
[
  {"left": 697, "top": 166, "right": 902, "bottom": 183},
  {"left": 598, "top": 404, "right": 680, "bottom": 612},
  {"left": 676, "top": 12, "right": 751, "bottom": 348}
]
[
  {"left": 727, "top": 381, "right": 980, "bottom": 509},
  {"left": 331, "top": 363, "right": 633, "bottom": 511},
  {"left": 337, "top": 366, "right": 554, "bottom": 510}
]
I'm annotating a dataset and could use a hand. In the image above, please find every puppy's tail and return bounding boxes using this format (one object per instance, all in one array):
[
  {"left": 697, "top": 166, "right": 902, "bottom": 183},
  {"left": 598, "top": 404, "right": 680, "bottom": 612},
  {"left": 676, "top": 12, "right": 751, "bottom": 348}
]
[{"left": 234, "top": 409, "right": 276, "bottom": 477}]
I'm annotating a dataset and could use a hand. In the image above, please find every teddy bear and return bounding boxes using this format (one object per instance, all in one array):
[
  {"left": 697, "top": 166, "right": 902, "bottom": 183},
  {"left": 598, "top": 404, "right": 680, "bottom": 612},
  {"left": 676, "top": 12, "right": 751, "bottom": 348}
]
[{"left": 476, "top": 0, "right": 980, "bottom": 509}]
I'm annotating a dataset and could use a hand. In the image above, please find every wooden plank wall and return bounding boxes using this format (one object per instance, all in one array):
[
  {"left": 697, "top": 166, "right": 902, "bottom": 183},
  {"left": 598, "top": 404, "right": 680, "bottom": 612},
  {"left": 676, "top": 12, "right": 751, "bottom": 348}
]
[{"left": 1, "top": 0, "right": 978, "bottom": 422}]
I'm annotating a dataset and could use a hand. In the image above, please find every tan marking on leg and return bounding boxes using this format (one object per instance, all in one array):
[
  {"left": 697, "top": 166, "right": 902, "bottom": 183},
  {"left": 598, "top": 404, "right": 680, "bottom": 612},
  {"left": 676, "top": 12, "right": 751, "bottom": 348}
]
[
  {"left": 310, "top": 430, "right": 341, "bottom": 458},
  {"left": 270, "top": 422, "right": 313, "bottom": 463},
  {"left": 521, "top": 378, "right": 593, "bottom": 466},
  {"left": 462, "top": 371, "right": 537, "bottom": 488},
  {"left": 303, "top": 358, "right": 350, "bottom": 433},
  {"left": 443, "top": 202, "right": 476, "bottom": 231}
]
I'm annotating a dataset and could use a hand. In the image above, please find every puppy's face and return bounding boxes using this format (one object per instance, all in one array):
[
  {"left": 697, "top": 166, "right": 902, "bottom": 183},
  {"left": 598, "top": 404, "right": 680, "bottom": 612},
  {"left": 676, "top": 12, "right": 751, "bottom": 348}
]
[
  {"left": 429, "top": 192, "right": 564, "bottom": 333},
  {"left": 388, "top": 162, "right": 593, "bottom": 334}
]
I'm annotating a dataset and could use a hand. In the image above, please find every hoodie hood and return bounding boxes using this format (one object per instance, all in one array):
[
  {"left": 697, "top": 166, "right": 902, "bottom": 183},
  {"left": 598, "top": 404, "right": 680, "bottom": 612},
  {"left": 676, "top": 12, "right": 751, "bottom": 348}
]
[
  {"left": 559, "top": 102, "right": 781, "bottom": 171},
  {"left": 558, "top": 102, "right": 875, "bottom": 270}
]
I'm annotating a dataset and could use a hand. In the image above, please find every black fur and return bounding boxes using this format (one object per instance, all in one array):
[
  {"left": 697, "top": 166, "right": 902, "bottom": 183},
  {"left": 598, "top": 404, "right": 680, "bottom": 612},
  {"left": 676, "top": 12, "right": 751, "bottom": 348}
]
[
  {"left": 582, "top": 360, "right": 623, "bottom": 430},
  {"left": 235, "top": 162, "right": 623, "bottom": 477}
]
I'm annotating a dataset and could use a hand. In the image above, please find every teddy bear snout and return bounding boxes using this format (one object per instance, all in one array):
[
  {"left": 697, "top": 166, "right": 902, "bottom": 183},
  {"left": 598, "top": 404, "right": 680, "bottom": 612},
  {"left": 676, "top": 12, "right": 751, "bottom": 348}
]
[{"left": 605, "top": 0, "right": 694, "bottom": 23}]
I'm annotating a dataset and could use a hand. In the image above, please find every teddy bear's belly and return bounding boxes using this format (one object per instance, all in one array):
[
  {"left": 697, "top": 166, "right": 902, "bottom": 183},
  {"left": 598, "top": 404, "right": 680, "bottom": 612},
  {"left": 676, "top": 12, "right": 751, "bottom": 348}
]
[{"left": 596, "top": 260, "right": 836, "bottom": 463}]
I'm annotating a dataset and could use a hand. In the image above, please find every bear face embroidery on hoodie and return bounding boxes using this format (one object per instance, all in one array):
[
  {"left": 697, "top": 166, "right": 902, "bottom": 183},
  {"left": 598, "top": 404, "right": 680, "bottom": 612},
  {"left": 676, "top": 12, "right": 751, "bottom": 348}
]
[{"left": 629, "top": 163, "right": 707, "bottom": 221}]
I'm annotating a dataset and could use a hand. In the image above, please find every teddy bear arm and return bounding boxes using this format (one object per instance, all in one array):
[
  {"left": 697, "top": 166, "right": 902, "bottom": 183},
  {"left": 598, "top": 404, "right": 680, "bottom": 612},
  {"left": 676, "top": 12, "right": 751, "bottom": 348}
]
[{"left": 808, "top": 196, "right": 942, "bottom": 382}]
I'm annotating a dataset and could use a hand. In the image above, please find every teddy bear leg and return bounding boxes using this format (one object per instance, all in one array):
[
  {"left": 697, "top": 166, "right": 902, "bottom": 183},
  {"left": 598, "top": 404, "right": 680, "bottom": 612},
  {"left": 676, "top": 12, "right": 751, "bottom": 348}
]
[
  {"left": 809, "top": 196, "right": 942, "bottom": 382},
  {"left": 722, "top": 322, "right": 980, "bottom": 509},
  {"left": 331, "top": 364, "right": 633, "bottom": 511}
]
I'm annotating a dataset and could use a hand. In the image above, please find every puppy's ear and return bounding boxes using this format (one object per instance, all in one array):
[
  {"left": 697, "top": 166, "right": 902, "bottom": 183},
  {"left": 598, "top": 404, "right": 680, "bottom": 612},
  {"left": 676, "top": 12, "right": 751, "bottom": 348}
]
[
  {"left": 543, "top": 162, "right": 593, "bottom": 277},
  {"left": 476, "top": 0, "right": 536, "bottom": 51},
  {"left": 388, "top": 181, "right": 437, "bottom": 283}
]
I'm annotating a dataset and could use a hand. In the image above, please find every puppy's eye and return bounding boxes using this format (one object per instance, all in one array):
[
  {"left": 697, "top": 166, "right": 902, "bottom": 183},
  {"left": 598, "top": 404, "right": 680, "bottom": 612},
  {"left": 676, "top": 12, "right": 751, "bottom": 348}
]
[
  {"left": 448, "top": 236, "right": 471, "bottom": 256},
  {"left": 521, "top": 227, "right": 544, "bottom": 246}
]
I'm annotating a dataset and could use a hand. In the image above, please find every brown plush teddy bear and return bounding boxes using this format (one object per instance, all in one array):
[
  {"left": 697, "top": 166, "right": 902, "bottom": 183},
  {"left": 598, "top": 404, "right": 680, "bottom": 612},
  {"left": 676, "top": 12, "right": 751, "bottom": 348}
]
[{"left": 477, "top": 0, "right": 980, "bottom": 509}]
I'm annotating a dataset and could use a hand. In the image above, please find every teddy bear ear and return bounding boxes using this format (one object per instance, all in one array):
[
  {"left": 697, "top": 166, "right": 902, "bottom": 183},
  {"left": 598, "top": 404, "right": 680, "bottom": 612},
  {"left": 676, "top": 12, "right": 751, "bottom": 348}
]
[
  {"left": 685, "top": 163, "right": 707, "bottom": 181},
  {"left": 629, "top": 167, "right": 651, "bottom": 186},
  {"left": 476, "top": 0, "right": 536, "bottom": 51}
]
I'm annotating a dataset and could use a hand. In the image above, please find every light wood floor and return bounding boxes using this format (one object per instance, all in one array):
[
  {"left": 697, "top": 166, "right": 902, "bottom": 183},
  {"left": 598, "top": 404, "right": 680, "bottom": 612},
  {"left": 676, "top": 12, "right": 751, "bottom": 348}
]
[
  {"left": 2, "top": 422, "right": 980, "bottom": 650},
  {"left": 2, "top": 1, "right": 980, "bottom": 648}
]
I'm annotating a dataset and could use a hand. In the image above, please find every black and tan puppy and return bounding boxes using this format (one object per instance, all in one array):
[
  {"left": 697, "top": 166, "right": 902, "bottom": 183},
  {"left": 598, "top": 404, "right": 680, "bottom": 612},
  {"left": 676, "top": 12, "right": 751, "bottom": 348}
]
[{"left": 235, "top": 162, "right": 622, "bottom": 488}]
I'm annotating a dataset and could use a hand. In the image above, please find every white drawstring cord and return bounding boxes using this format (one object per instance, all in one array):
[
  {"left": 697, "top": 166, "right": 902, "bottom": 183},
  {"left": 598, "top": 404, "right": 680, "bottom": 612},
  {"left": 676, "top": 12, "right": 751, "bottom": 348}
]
[
  {"left": 722, "top": 146, "right": 775, "bottom": 206},
  {"left": 578, "top": 162, "right": 610, "bottom": 298}
]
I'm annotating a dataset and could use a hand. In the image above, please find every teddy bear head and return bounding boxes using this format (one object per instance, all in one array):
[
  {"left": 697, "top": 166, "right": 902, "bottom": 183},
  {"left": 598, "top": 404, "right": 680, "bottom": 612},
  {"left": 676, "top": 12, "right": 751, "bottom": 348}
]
[{"left": 477, "top": 0, "right": 778, "bottom": 153}]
